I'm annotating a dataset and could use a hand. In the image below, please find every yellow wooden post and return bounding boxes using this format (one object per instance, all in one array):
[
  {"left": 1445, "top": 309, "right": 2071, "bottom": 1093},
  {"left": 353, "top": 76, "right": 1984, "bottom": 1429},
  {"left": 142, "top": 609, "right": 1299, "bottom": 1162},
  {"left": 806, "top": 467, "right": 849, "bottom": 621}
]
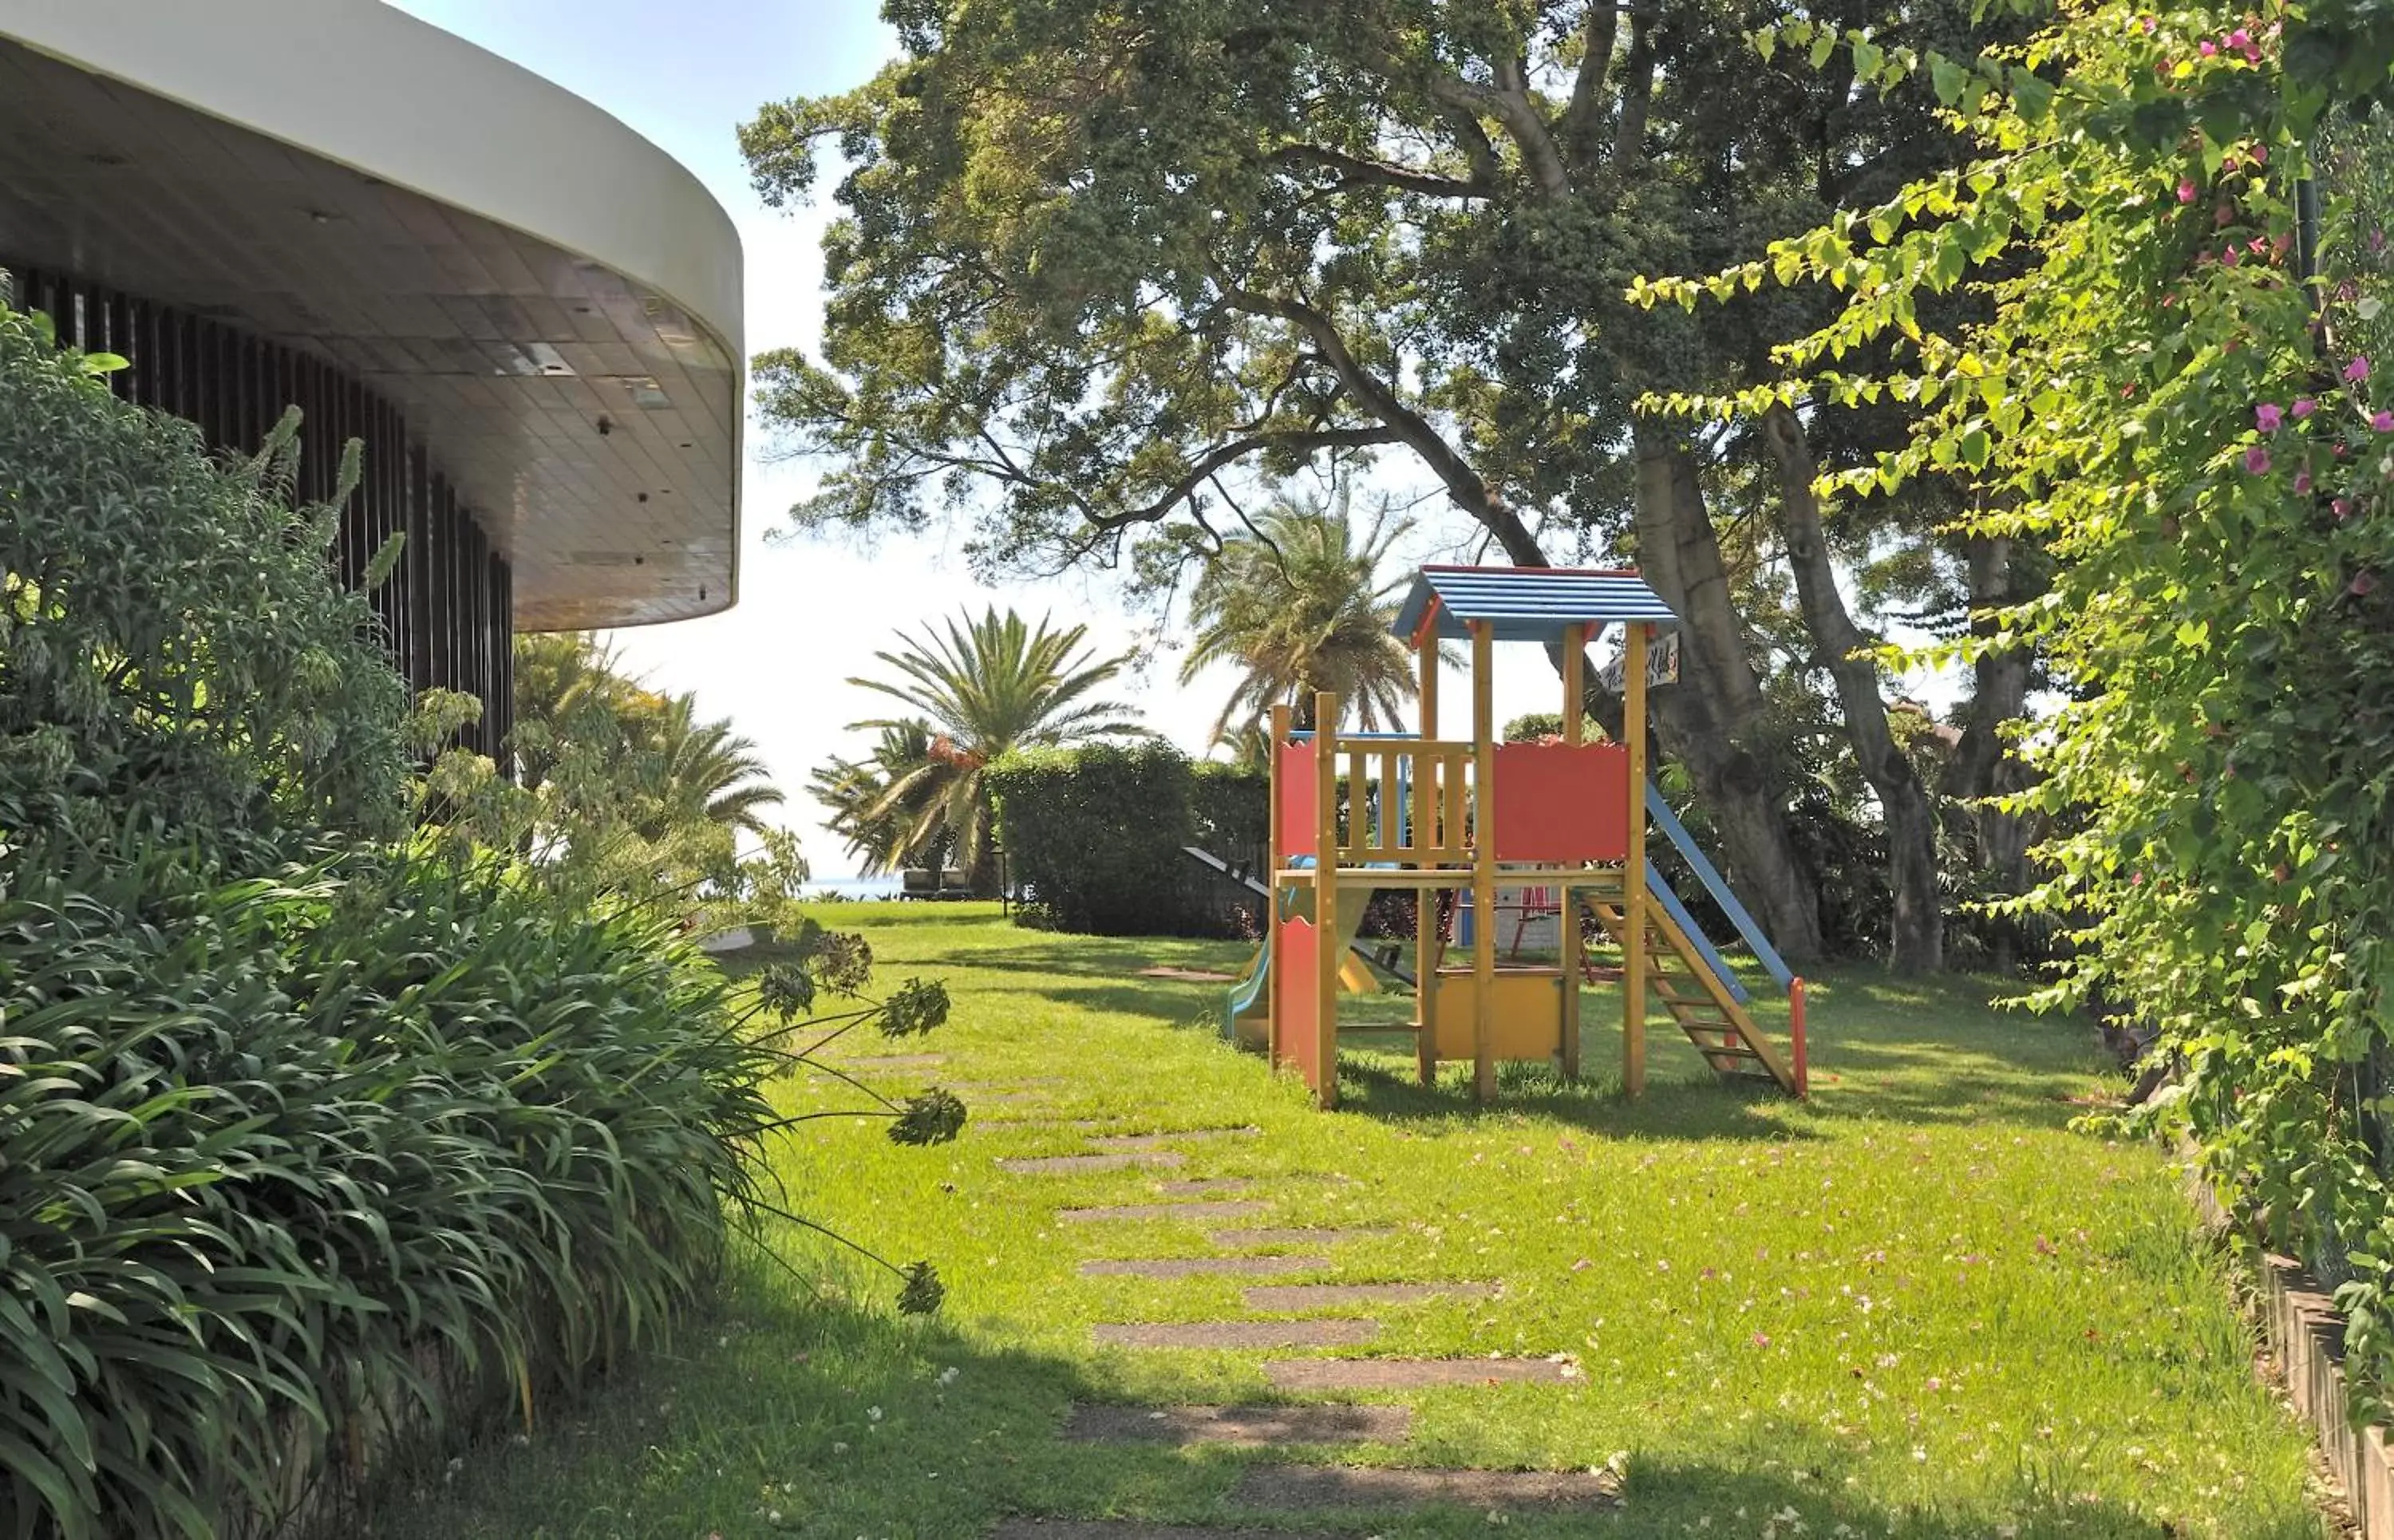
[
  {"left": 1266, "top": 702, "right": 1290, "bottom": 1065},
  {"left": 1470, "top": 620, "right": 1497, "bottom": 1104},
  {"left": 1414, "top": 641, "right": 1440, "bottom": 1087},
  {"left": 1559, "top": 622, "right": 1586, "bottom": 1080},
  {"left": 1623, "top": 622, "right": 1650, "bottom": 1097},
  {"left": 1314, "top": 690, "right": 1341, "bottom": 1110}
]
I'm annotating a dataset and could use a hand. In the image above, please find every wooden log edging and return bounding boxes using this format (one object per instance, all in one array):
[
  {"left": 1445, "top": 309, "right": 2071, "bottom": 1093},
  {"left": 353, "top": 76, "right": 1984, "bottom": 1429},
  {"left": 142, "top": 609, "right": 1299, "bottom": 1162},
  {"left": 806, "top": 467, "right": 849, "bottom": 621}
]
[{"left": 2193, "top": 1173, "right": 2381, "bottom": 1534}]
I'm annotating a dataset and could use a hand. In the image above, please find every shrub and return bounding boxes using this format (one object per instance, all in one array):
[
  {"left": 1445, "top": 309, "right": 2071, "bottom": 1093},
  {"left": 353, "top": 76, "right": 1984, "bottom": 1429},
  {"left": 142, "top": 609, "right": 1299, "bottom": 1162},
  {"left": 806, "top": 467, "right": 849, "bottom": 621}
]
[
  {"left": 987, "top": 741, "right": 1199, "bottom": 934},
  {"left": 0, "top": 304, "right": 410, "bottom": 864}
]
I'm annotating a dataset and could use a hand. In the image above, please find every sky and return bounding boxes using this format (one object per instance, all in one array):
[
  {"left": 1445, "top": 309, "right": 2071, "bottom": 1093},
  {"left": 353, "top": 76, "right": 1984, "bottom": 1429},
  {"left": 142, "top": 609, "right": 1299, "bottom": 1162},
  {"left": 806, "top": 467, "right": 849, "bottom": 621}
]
[{"left": 385, "top": 0, "right": 1934, "bottom": 877}]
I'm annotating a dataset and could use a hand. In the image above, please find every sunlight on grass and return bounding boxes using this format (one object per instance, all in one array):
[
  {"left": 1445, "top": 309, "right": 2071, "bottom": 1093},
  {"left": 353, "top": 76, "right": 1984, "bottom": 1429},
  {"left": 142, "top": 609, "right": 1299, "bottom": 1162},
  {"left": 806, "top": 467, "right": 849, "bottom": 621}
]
[{"left": 370, "top": 903, "right": 2324, "bottom": 1539}]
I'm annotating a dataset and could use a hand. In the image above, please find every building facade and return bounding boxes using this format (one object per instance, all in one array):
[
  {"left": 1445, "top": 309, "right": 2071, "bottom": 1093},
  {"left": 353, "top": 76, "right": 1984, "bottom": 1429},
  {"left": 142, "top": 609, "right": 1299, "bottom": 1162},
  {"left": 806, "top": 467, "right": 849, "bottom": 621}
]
[{"left": 0, "top": 0, "right": 745, "bottom": 761}]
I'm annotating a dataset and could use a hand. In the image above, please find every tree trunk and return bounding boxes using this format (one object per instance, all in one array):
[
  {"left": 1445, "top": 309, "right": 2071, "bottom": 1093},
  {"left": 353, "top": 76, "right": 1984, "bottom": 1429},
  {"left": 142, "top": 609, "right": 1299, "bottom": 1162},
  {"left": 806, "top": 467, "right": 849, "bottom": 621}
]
[
  {"left": 1630, "top": 423, "right": 1827, "bottom": 965},
  {"left": 1759, "top": 404, "right": 1943, "bottom": 973},
  {"left": 1941, "top": 533, "right": 2036, "bottom": 966}
]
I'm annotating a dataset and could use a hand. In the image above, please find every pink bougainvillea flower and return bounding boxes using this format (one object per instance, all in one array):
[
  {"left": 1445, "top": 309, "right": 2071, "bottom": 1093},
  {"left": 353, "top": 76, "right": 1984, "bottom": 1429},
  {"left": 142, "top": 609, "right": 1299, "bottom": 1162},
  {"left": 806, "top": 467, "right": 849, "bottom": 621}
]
[
  {"left": 2130, "top": 871, "right": 2145, "bottom": 886},
  {"left": 2353, "top": 570, "right": 2380, "bottom": 597},
  {"left": 2348, "top": 356, "right": 2373, "bottom": 383},
  {"left": 2374, "top": 411, "right": 2393, "bottom": 432},
  {"left": 2230, "top": 28, "right": 2250, "bottom": 46},
  {"left": 2249, "top": 140, "right": 2267, "bottom": 163},
  {"left": 2244, "top": 446, "right": 2271, "bottom": 474},
  {"left": 2256, "top": 402, "right": 2284, "bottom": 432},
  {"left": 2214, "top": 205, "right": 2236, "bottom": 228},
  {"left": 2294, "top": 397, "right": 2318, "bottom": 418},
  {"left": 2295, "top": 468, "right": 2313, "bottom": 493},
  {"left": 2199, "top": 38, "right": 2218, "bottom": 54},
  {"left": 1752, "top": 1331, "right": 1772, "bottom": 1348},
  {"left": 2177, "top": 178, "right": 2198, "bottom": 204},
  {"left": 2139, "top": 13, "right": 2157, "bottom": 30},
  {"left": 2335, "top": 498, "right": 2354, "bottom": 518},
  {"left": 2223, "top": 246, "right": 2242, "bottom": 267}
]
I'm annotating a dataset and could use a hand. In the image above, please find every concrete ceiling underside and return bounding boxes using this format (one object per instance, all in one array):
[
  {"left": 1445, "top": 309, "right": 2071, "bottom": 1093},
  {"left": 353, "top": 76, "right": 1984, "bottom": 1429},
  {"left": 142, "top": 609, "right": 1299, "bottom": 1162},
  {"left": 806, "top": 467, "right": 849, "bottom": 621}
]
[{"left": 0, "top": 16, "right": 742, "bottom": 630}]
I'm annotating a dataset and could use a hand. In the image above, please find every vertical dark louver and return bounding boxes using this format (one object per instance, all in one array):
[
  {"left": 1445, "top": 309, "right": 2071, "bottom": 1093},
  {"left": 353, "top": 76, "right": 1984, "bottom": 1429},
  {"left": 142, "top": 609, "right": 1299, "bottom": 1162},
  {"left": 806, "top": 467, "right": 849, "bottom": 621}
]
[{"left": 2, "top": 262, "right": 516, "bottom": 764}]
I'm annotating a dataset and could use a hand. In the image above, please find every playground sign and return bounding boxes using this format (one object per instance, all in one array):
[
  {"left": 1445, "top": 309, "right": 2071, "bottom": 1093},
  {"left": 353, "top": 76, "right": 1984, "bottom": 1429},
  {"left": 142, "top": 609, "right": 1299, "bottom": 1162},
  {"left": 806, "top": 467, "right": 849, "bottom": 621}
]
[{"left": 1599, "top": 629, "right": 1680, "bottom": 693}]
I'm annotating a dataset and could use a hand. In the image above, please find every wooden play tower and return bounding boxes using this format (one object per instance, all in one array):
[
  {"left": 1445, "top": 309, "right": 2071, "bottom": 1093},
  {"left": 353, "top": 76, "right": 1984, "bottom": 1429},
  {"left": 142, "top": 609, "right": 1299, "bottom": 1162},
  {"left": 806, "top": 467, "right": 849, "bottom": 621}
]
[{"left": 1224, "top": 566, "right": 1807, "bottom": 1109}]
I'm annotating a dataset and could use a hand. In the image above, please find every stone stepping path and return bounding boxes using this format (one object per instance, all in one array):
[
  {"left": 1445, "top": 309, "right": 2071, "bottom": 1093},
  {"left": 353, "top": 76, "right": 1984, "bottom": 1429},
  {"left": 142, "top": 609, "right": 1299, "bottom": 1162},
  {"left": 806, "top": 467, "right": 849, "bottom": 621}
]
[
  {"left": 1092, "top": 1320, "right": 1375, "bottom": 1350},
  {"left": 998, "top": 1151, "right": 1186, "bottom": 1175},
  {"left": 1262, "top": 1356, "right": 1575, "bottom": 1390},
  {"left": 1062, "top": 1404, "right": 1408, "bottom": 1446},
  {"left": 1015, "top": 1116, "right": 1599, "bottom": 1532},
  {"left": 1086, "top": 1127, "right": 1259, "bottom": 1151},
  {"left": 1135, "top": 965, "right": 1242, "bottom": 982},
  {"left": 1207, "top": 1226, "right": 1384, "bottom": 1247},
  {"left": 1057, "top": 1200, "right": 1267, "bottom": 1224},
  {"left": 1079, "top": 1254, "right": 1327, "bottom": 1278},
  {"left": 1233, "top": 1465, "right": 1618, "bottom": 1511},
  {"left": 1240, "top": 1281, "right": 1489, "bottom": 1310}
]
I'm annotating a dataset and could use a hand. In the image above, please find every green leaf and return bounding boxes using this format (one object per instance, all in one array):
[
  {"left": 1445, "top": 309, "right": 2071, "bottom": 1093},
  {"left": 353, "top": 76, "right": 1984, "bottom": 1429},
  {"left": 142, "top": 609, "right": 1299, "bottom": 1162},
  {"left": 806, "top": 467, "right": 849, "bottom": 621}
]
[
  {"left": 1928, "top": 52, "right": 1969, "bottom": 106},
  {"left": 1811, "top": 29, "right": 1837, "bottom": 71},
  {"left": 1852, "top": 38, "right": 1884, "bottom": 81},
  {"left": 2010, "top": 65, "right": 2054, "bottom": 124}
]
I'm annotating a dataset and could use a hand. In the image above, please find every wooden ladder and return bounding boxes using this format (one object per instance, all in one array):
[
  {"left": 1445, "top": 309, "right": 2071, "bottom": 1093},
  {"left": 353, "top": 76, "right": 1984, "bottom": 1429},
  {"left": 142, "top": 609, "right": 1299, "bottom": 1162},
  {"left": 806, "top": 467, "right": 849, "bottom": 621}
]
[{"left": 1578, "top": 893, "right": 1797, "bottom": 1095}]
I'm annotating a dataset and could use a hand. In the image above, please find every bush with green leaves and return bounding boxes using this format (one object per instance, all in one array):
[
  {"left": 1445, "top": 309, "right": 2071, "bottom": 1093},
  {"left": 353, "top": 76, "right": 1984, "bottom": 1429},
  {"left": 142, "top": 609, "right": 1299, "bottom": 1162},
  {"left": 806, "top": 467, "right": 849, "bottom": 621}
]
[
  {"left": 0, "top": 301, "right": 957, "bottom": 1534},
  {"left": 0, "top": 303, "right": 410, "bottom": 863},
  {"left": 1634, "top": 0, "right": 2394, "bottom": 1410},
  {"left": 989, "top": 741, "right": 1239, "bottom": 935},
  {"left": 0, "top": 844, "right": 956, "bottom": 1538}
]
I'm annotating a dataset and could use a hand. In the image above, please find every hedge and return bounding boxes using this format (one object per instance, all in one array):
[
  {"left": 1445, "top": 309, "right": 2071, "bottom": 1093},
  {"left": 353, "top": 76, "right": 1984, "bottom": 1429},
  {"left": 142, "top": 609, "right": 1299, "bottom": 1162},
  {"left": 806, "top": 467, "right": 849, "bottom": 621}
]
[{"left": 989, "top": 744, "right": 1267, "bottom": 937}]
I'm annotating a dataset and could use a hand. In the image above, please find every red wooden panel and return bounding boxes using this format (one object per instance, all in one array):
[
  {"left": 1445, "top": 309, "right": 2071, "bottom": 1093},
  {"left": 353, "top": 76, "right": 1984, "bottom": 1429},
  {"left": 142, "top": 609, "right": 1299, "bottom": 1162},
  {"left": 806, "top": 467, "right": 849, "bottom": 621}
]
[
  {"left": 1275, "top": 737, "right": 1317, "bottom": 863},
  {"left": 1272, "top": 910, "right": 1321, "bottom": 1088},
  {"left": 1489, "top": 743, "right": 1630, "bottom": 863}
]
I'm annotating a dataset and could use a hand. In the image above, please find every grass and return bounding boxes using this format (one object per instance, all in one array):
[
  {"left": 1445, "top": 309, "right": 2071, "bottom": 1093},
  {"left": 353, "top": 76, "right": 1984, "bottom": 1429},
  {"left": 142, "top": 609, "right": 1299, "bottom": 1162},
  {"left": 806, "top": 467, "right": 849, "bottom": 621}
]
[{"left": 367, "top": 902, "right": 2326, "bottom": 1539}]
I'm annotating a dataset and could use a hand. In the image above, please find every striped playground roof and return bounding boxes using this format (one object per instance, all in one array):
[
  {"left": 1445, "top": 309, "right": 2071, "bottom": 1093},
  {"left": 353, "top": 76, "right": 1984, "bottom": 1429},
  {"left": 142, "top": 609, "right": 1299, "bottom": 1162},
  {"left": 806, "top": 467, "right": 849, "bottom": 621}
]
[{"left": 1389, "top": 566, "right": 1681, "bottom": 645}]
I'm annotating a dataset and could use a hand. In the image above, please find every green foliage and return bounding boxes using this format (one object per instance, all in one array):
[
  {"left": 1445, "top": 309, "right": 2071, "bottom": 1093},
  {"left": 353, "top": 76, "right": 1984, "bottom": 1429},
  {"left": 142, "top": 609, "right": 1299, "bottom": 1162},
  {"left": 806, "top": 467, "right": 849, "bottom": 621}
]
[
  {"left": 1637, "top": 0, "right": 2394, "bottom": 1408},
  {"left": 1175, "top": 488, "right": 1419, "bottom": 741},
  {"left": 987, "top": 741, "right": 1219, "bottom": 935},
  {"left": 0, "top": 303, "right": 410, "bottom": 863},
  {"left": 1189, "top": 759, "right": 1270, "bottom": 863},
  {"left": 0, "top": 845, "right": 962, "bottom": 1537},
  {"left": 834, "top": 609, "right": 1148, "bottom": 890},
  {"left": 488, "top": 632, "right": 800, "bottom": 922}
]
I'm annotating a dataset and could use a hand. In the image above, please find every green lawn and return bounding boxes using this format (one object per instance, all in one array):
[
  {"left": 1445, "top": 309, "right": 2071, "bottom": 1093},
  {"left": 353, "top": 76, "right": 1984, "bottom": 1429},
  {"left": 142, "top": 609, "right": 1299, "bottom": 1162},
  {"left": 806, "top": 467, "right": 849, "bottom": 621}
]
[{"left": 369, "top": 902, "right": 2325, "bottom": 1538}]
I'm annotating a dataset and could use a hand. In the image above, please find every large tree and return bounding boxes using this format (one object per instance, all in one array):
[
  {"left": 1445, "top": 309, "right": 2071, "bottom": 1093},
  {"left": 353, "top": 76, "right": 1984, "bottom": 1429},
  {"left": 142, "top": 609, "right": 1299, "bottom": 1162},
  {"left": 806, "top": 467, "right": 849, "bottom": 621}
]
[{"left": 744, "top": 0, "right": 2017, "bottom": 965}]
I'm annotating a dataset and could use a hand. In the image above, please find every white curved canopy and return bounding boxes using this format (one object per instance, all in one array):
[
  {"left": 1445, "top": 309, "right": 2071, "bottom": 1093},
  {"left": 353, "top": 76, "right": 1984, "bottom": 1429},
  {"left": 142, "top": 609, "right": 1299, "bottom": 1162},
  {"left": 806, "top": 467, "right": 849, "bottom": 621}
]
[{"left": 0, "top": 0, "right": 745, "bottom": 628}]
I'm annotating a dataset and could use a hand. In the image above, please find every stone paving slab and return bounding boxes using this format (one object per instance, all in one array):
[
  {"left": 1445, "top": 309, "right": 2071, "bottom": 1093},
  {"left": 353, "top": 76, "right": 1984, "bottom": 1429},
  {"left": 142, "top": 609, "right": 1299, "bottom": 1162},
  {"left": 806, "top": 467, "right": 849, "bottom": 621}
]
[
  {"left": 1242, "top": 1281, "right": 1490, "bottom": 1310},
  {"left": 1092, "top": 1320, "right": 1377, "bottom": 1350},
  {"left": 1155, "top": 1178, "right": 1252, "bottom": 1196},
  {"left": 1057, "top": 1200, "right": 1269, "bottom": 1223},
  {"left": 1208, "top": 1226, "right": 1385, "bottom": 1247},
  {"left": 1077, "top": 1254, "right": 1329, "bottom": 1278},
  {"left": 1261, "top": 1356, "right": 1574, "bottom": 1390},
  {"left": 832, "top": 1053, "right": 946, "bottom": 1070},
  {"left": 990, "top": 1526, "right": 1337, "bottom": 1540},
  {"left": 1062, "top": 1404, "right": 1411, "bottom": 1446},
  {"left": 1086, "top": 1127, "right": 1261, "bottom": 1151},
  {"left": 998, "top": 1152, "right": 1187, "bottom": 1175},
  {"left": 1231, "top": 1465, "right": 1619, "bottom": 1511}
]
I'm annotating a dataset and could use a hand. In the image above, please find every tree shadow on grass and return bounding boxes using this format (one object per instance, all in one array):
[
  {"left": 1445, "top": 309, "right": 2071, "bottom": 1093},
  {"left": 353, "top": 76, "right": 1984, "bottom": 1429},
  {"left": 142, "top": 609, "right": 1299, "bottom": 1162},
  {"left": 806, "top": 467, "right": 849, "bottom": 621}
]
[{"left": 353, "top": 1271, "right": 2314, "bottom": 1539}]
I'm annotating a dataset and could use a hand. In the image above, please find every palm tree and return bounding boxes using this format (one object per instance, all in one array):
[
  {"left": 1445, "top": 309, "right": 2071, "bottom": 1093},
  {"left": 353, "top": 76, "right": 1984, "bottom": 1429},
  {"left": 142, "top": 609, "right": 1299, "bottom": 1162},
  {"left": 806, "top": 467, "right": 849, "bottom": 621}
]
[
  {"left": 509, "top": 631, "right": 631, "bottom": 791},
  {"left": 1179, "top": 489, "right": 1420, "bottom": 743},
  {"left": 809, "top": 720, "right": 940, "bottom": 874},
  {"left": 846, "top": 608, "right": 1145, "bottom": 890},
  {"left": 627, "top": 693, "right": 786, "bottom": 842}
]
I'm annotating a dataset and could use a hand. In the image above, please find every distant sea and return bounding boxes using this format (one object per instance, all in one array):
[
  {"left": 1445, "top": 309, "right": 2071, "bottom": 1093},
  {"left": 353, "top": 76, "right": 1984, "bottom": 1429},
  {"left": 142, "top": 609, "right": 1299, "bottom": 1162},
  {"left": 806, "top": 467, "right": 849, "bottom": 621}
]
[{"left": 801, "top": 875, "right": 905, "bottom": 902}]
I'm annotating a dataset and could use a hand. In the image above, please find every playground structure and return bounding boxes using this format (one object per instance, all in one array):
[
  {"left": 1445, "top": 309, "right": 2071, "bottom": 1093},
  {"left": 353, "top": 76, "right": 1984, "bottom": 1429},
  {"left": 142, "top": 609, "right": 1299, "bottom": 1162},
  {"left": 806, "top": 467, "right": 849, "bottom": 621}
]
[{"left": 1223, "top": 566, "right": 1807, "bottom": 1109}]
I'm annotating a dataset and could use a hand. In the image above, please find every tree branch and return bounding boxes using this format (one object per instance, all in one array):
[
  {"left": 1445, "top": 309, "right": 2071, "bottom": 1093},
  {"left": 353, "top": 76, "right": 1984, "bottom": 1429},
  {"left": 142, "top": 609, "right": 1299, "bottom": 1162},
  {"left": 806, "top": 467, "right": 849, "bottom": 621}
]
[
  {"left": 1424, "top": 73, "right": 1570, "bottom": 198},
  {"left": 1611, "top": 11, "right": 1656, "bottom": 170},
  {"left": 1268, "top": 143, "right": 1490, "bottom": 199},
  {"left": 1211, "top": 270, "right": 1551, "bottom": 565},
  {"left": 1561, "top": 2, "right": 1620, "bottom": 168}
]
